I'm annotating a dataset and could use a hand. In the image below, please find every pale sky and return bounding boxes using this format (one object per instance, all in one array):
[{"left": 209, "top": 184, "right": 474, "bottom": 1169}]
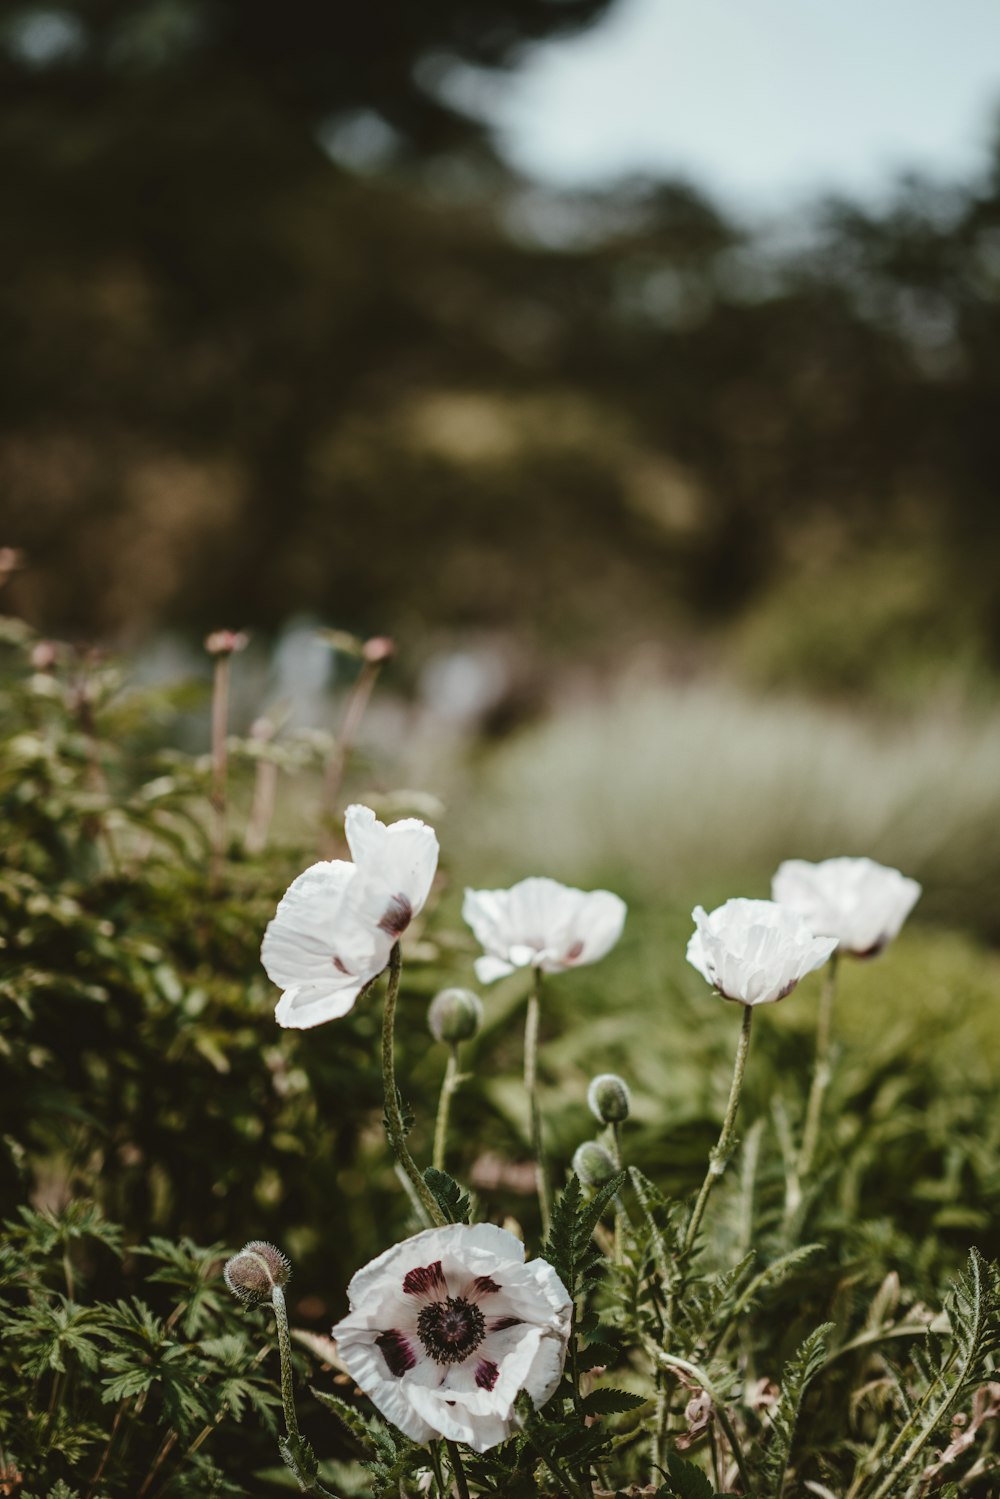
[{"left": 484, "top": 0, "right": 1000, "bottom": 211}]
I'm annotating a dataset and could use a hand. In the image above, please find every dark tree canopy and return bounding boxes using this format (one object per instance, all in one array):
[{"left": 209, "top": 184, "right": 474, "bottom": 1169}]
[{"left": 2, "top": 0, "right": 1000, "bottom": 691}]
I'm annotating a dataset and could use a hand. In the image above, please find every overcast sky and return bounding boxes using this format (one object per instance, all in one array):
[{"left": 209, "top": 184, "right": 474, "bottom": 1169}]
[{"left": 486, "top": 0, "right": 1000, "bottom": 212}]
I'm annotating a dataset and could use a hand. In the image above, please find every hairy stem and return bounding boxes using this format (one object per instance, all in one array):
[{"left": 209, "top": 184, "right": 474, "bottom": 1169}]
[
  {"left": 524, "top": 977, "right": 550, "bottom": 1238},
  {"left": 797, "top": 952, "right": 840, "bottom": 1185},
  {"left": 682, "top": 1005, "right": 754, "bottom": 1257},
  {"left": 433, "top": 1045, "right": 461, "bottom": 1173},
  {"left": 645, "top": 1345, "right": 752, "bottom": 1496},
  {"left": 382, "top": 943, "right": 446, "bottom": 1226}
]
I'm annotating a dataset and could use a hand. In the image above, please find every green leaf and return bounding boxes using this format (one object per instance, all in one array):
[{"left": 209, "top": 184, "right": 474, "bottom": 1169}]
[
  {"left": 422, "top": 1167, "right": 471, "bottom": 1225},
  {"left": 579, "top": 1387, "right": 646, "bottom": 1416}
]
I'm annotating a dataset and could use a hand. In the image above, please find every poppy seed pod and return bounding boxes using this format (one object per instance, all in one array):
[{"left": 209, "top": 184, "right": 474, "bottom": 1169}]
[
  {"left": 587, "top": 1073, "right": 631, "bottom": 1124},
  {"left": 224, "top": 1241, "right": 291, "bottom": 1306},
  {"left": 428, "top": 987, "right": 484, "bottom": 1044},
  {"left": 572, "top": 1141, "right": 618, "bottom": 1189}
]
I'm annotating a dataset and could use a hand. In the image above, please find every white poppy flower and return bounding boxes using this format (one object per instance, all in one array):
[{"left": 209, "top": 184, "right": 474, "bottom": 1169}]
[
  {"left": 462, "top": 876, "right": 626, "bottom": 985},
  {"left": 686, "top": 898, "right": 838, "bottom": 1007},
  {"left": 331, "top": 1222, "right": 572, "bottom": 1452},
  {"left": 771, "top": 856, "right": 922, "bottom": 958},
  {"left": 261, "top": 804, "right": 439, "bottom": 1029}
]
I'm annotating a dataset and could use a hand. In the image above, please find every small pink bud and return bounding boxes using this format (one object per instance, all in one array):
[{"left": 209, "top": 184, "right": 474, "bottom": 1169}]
[
  {"left": 205, "top": 629, "right": 249, "bottom": 657},
  {"left": 224, "top": 1240, "right": 291, "bottom": 1305},
  {"left": 30, "top": 640, "right": 59, "bottom": 671},
  {"left": 362, "top": 635, "right": 395, "bottom": 665}
]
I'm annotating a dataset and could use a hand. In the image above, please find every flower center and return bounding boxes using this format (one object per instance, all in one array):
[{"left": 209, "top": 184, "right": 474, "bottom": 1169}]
[{"left": 416, "top": 1296, "right": 486, "bottom": 1365}]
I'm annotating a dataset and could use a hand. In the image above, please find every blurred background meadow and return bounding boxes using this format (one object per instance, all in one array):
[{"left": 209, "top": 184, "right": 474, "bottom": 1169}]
[{"left": 4, "top": 0, "right": 1000, "bottom": 1492}]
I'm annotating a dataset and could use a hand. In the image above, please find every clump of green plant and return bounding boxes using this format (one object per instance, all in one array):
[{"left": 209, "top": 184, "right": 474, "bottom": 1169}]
[
  {"left": 4, "top": 611, "right": 1000, "bottom": 1494},
  {"left": 0, "top": 1201, "right": 280, "bottom": 1497}
]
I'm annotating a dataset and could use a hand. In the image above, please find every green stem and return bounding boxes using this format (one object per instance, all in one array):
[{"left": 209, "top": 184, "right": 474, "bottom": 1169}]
[
  {"left": 798, "top": 951, "right": 839, "bottom": 1184},
  {"left": 645, "top": 1345, "right": 752, "bottom": 1496},
  {"left": 682, "top": 1005, "right": 754, "bottom": 1257},
  {"left": 381, "top": 944, "right": 446, "bottom": 1226},
  {"left": 446, "top": 1439, "right": 471, "bottom": 1499},
  {"left": 271, "top": 1285, "right": 342, "bottom": 1498},
  {"left": 429, "top": 1441, "right": 448, "bottom": 1498},
  {"left": 272, "top": 1285, "right": 300, "bottom": 1441},
  {"left": 210, "top": 653, "right": 230, "bottom": 886},
  {"left": 610, "top": 1122, "right": 624, "bottom": 1266},
  {"left": 524, "top": 977, "right": 550, "bottom": 1238},
  {"left": 433, "top": 1046, "right": 461, "bottom": 1173}
]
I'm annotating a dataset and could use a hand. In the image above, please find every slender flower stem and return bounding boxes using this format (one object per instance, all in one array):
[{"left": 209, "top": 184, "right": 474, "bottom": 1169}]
[
  {"left": 644, "top": 1344, "right": 752, "bottom": 1496},
  {"left": 609, "top": 1122, "right": 624, "bottom": 1266},
  {"left": 210, "top": 653, "right": 230, "bottom": 885},
  {"left": 445, "top": 1440, "right": 472, "bottom": 1499},
  {"left": 798, "top": 951, "right": 840, "bottom": 1182},
  {"left": 682, "top": 1005, "right": 754, "bottom": 1257},
  {"left": 524, "top": 976, "right": 550, "bottom": 1239},
  {"left": 381, "top": 943, "right": 447, "bottom": 1226},
  {"left": 271, "top": 1285, "right": 343, "bottom": 1499},
  {"left": 433, "top": 1045, "right": 461, "bottom": 1173},
  {"left": 271, "top": 1285, "right": 300, "bottom": 1441},
  {"left": 320, "top": 655, "right": 382, "bottom": 854}
]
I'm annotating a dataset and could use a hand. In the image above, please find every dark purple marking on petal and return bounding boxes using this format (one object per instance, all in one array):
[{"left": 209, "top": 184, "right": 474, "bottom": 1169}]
[
  {"left": 564, "top": 940, "right": 584, "bottom": 962},
  {"left": 378, "top": 894, "right": 413, "bottom": 938},
  {"left": 403, "top": 1260, "right": 446, "bottom": 1298},
  {"left": 332, "top": 955, "right": 350, "bottom": 975},
  {"left": 470, "top": 1275, "right": 501, "bottom": 1297},
  {"left": 475, "top": 1359, "right": 500, "bottom": 1391},
  {"left": 375, "top": 1329, "right": 416, "bottom": 1377},
  {"left": 489, "top": 1315, "right": 522, "bottom": 1333}
]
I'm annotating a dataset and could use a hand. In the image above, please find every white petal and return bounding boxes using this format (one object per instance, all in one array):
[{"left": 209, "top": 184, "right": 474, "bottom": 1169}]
[
  {"left": 345, "top": 804, "right": 439, "bottom": 921},
  {"left": 474, "top": 954, "right": 516, "bottom": 985},
  {"left": 345, "top": 1223, "right": 525, "bottom": 1317},
  {"left": 261, "top": 859, "right": 389, "bottom": 989},
  {"left": 275, "top": 981, "right": 369, "bottom": 1029},
  {"left": 330, "top": 1325, "right": 437, "bottom": 1446},
  {"left": 567, "top": 889, "right": 627, "bottom": 966},
  {"left": 462, "top": 888, "right": 513, "bottom": 957}
]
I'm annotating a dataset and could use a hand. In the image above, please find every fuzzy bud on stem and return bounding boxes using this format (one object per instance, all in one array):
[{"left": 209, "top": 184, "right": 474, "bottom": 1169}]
[
  {"left": 428, "top": 987, "right": 483, "bottom": 1044},
  {"left": 224, "top": 1241, "right": 291, "bottom": 1306},
  {"left": 587, "top": 1072, "right": 631, "bottom": 1124},
  {"left": 572, "top": 1140, "right": 618, "bottom": 1189}
]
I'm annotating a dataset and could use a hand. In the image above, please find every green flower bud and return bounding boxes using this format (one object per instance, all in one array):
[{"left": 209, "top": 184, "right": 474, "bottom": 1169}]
[
  {"left": 428, "top": 987, "right": 483, "bottom": 1044},
  {"left": 587, "top": 1073, "right": 631, "bottom": 1124},
  {"left": 572, "top": 1141, "right": 618, "bottom": 1189},
  {"left": 224, "top": 1240, "right": 291, "bottom": 1306}
]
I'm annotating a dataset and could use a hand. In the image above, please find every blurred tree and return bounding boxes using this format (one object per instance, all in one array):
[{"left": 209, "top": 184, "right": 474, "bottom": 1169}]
[{"left": 1, "top": 0, "right": 999, "bottom": 686}]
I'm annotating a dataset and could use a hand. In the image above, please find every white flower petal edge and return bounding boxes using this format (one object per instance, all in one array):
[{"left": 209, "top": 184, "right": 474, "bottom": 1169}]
[
  {"left": 332, "top": 1223, "right": 572, "bottom": 1453},
  {"left": 261, "top": 861, "right": 392, "bottom": 1029},
  {"left": 687, "top": 898, "right": 838, "bottom": 1007},
  {"left": 463, "top": 877, "right": 626, "bottom": 985},
  {"left": 772, "top": 856, "right": 921, "bottom": 957},
  {"left": 345, "top": 804, "right": 439, "bottom": 938},
  {"left": 261, "top": 804, "right": 439, "bottom": 1028}
]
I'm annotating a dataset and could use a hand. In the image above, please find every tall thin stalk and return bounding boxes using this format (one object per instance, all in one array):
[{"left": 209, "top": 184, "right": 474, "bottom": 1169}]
[
  {"left": 433, "top": 1045, "right": 461, "bottom": 1173},
  {"left": 209, "top": 651, "right": 230, "bottom": 885},
  {"left": 798, "top": 951, "right": 840, "bottom": 1181},
  {"left": 524, "top": 975, "right": 550, "bottom": 1238},
  {"left": 682, "top": 1005, "right": 754, "bottom": 1257},
  {"left": 381, "top": 944, "right": 446, "bottom": 1226}
]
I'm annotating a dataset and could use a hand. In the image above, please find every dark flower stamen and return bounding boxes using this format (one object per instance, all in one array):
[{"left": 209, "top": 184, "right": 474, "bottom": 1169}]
[
  {"left": 417, "top": 1296, "right": 487, "bottom": 1365},
  {"left": 379, "top": 893, "right": 413, "bottom": 937}
]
